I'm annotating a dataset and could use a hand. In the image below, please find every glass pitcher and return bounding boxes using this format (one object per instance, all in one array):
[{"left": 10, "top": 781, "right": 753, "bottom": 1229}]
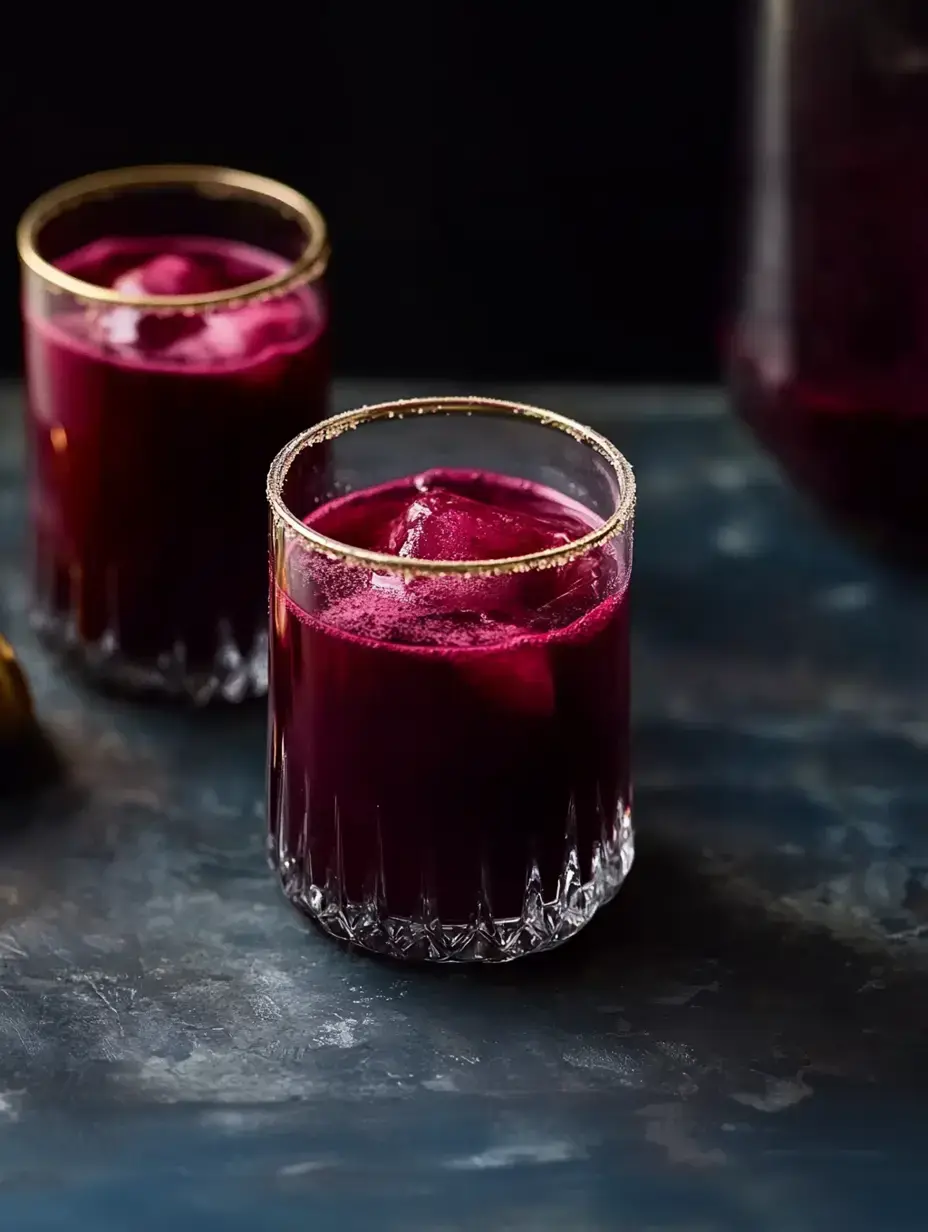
[{"left": 729, "top": 0, "right": 928, "bottom": 570}]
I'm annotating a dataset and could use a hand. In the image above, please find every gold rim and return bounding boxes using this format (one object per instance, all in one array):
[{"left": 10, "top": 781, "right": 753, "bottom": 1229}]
[
  {"left": 267, "top": 397, "right": 636, "bottom": 577},
  {"left": 17, "top": 164, "right": 329, "bottom": 310}
]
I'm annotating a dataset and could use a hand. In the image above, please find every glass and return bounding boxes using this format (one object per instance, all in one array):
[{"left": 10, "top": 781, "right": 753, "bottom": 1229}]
[
  {"left": 18, "top": 164, "right": 330, "bottom": 700},
  {"left": 729, "top": 0, "right": 928, "bottom": 571},
  {"left": 266, "top": 396, "right": 636, "bottom": 963}
]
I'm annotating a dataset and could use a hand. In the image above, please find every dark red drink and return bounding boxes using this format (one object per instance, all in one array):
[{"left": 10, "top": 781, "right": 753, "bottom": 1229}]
[
  {"left": 19, "top": 166, "right": 330, "bottom": 699},
  {"left": 729, "top": 356, "right": 928, "bottom": 571},
  {"left": 731, "top": 1, "right": 928, "bottom": 571},
  {"left": 269, "top": 461, "right": 633, "bottom": 963}
]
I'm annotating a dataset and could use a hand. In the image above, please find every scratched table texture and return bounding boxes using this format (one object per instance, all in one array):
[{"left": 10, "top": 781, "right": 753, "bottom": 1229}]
[{"left": 0, "top": 381, "right": 927, "bottom": 1232}]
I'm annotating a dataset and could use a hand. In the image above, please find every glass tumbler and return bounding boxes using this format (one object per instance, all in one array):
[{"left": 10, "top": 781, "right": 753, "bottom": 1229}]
[
  {"left": 18, "top": 164, "right": 330, "bottom": 701},
  {"left": 266, "top": 396, "right": 636, "bottom": 963}
]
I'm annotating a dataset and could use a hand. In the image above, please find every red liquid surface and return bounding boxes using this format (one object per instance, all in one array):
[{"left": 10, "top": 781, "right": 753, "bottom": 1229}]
[
  {"left": 269, "top": 469, "right": 631, "bottom": 924},
  {"left": 24, "top": 235, "right": 329, "bottom": 666},
  {"left": 730, "top": 353, "right": 928, "bottom": 570}
]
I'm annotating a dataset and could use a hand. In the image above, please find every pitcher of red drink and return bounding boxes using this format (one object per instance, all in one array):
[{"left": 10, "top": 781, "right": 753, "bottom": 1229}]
[
  {"left": 18, "top": 166, "right": 330, "bottom": 701},
  {"left": 729, "top": 0, "right": 928, "bottom": 570}
]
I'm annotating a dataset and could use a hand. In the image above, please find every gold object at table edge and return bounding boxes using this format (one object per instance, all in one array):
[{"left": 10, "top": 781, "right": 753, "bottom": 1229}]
[
  {"left": 267, "top": 396, "right": 636, "bottom": 578},
  {"left": 17, "top": 164, "right": 330, "bottom": 311},
  {"left": 0, "top": 635, "right": 34, "bottom": 738}
]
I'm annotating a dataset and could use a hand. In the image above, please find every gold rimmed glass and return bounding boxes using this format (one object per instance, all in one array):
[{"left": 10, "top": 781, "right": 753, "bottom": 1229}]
[
  {"left": 267, "top": 397, "right": 636, "bottom": 963},
  {"left": 19, "top": 165, "right": 331, "bottom": 702}
]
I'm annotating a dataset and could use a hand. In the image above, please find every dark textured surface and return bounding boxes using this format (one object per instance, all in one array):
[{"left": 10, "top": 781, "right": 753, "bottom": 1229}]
[{"left": 1, "top": 382, "right": 927, "bottom": 1231}]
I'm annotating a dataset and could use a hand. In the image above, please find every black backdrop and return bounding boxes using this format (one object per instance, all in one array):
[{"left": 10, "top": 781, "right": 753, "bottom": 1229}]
[{"left": 0, "top": 5, "right": 740, "bottom": 382}]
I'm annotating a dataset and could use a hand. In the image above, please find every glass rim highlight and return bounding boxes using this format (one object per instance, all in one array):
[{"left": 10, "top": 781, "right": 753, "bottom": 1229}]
[
  {"left": 266, "top": 396, "right": 636, "bottom": 578},
  {"left": 16, "top": 164, "right": 330, "bottom": 311}
]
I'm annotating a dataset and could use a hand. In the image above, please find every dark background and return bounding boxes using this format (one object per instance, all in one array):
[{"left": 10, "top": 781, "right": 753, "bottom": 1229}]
[{"left": 1, "top": 6, "right": 741, "bottom": 382}]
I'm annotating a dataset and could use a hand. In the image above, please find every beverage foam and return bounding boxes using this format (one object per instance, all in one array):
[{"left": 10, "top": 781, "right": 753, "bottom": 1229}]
[{"left": 277, "top": 469, "right": 627, "bottom": 655}]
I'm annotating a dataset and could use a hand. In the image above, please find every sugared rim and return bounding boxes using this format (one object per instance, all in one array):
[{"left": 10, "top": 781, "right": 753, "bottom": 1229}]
[
  {"left": 266, "top": 397, "right": 636, "bottom": 577},
  {"left": 16, "top": 164, "right": 329, "bottom": 310}
]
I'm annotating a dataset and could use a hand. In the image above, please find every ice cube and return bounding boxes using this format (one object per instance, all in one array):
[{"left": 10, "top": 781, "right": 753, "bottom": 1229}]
[
  {"left": 93, "top": 304, "right": 205, "bottom": 354},
  {"left": 385, "top": 486, "right": 572, "bottom": 562},
  {"left": 99, "top": 249, "right": 305, "bottom": 362},
  {"left": 113, "top": 254, "right": 219, "bottom": 298},
  {"left": 94, "top": 254, "right": 217, "bottom": 354},
  {"left": 182, "top": 299, "right": 306, "bottom": 363},
  {"left": 529, "top": 547, "right": 610, "bottom": 628},
  {"left": 381, "top": 481, "right": 581, "bottom": 623}
]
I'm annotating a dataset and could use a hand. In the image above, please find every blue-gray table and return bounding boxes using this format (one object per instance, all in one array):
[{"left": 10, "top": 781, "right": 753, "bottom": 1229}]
[{"left": 1, "top": 382, "right": 926, "bottom": 1231}]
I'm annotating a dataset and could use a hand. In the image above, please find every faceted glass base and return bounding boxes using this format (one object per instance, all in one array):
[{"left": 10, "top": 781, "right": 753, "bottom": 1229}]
[
  {"left": 31, "top": 607, "right": 268, "bottom": 704},
  {"left": 272, "top": 810, "right": 634, "bottom": 964}
]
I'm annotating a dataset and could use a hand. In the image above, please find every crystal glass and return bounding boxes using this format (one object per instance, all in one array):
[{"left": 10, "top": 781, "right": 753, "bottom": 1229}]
[
  {"left": 18, "top": 165, "right": 330, "bottom": 700},
  {"left": 729, "top": 0, "right": 928, "bottom": 571},
  {"left": 266, "top": 396, "right": 635, "bottom": 963}
]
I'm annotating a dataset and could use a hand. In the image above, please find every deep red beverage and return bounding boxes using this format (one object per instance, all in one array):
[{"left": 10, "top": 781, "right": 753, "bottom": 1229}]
[
  {"left": 269, "top": 467, "right": 632, "bottom": 960},
  {"left": 24, "top": 234, "right": 328, "bottom": 694},
  {"left": 729, "top": 354, "right": 928, "bottom": 571}
]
